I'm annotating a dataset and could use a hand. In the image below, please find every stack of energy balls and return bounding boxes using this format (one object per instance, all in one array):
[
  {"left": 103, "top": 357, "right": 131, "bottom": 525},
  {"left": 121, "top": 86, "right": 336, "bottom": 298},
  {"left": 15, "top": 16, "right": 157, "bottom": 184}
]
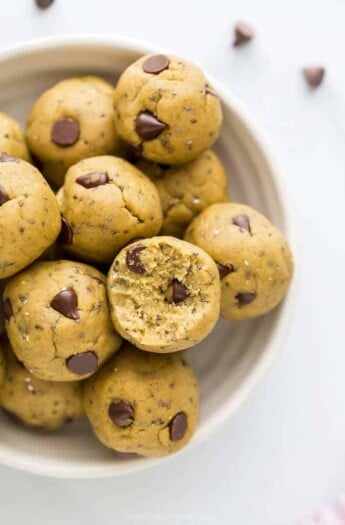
[{"left": 0, "top": 54, "right": 293, "bottom": 457}]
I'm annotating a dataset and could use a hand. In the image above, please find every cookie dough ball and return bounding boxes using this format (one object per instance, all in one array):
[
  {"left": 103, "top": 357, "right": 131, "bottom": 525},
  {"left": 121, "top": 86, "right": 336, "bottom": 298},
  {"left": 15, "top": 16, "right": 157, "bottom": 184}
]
[
  {"left": 107, "top": 236, "right": 220, "bottom": 352},
  {"left": 27, "top": 76, "right": 122, "bottom": 187},
  {"left": 4, "top": 260, "right": 122, "bottom": 381},
  {"left": 137, "top": 149, "right": 229, "bottom": 237},
  {"left": 57, "top": 156, "right": 163, "bottom": 264},
  {"left": 83, "top": 345, "right": 199, "bottom": 457},
  {"left": 0, "top": 345, "right": 83, "bottom": 430},
  {"left": 0, "top": 112, "right": 30, "bottom": 162},
  {"left": 0, "top": 155, "right": 61, "bottom": 279},
  {"left": 113, "top": 54, "right": 223, "bottom": 165},
  {"left": 0, "top": 345, "right": 5, "bottom": 385},
  {"left": 185, "top": 203, "right": 294, "bottom": 320}
]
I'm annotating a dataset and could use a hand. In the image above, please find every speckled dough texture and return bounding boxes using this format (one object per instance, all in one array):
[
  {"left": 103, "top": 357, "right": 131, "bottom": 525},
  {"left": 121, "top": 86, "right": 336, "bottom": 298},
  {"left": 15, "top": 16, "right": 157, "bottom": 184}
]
[
  {"left": 113, "top": 54, "right": 223, "bottom": 164},
  {"left": 57, "top": 156, "right": 163, "bottom": 263},
  {"left": 185, "top": 202, "right": 294, "bottom": 320},
  {"left": 0, "top": 112, "right": 31, "bottom": 162},
  {"left": 0, "top": 345, "right": 83, "bottom": 430},
  {"left": 83, "top": 345, "right": 199, "bottom": 457},
  {"left": 0, "top": 157, "right": 61, "bottom": 279},
  {"left": 0, "top": 344, "right": 5, "bottom": 385},
  {"left": 137, "top": 149, "right": 229, "bottom": 237},
  {"left": 107, "top": 236, "right": 221, "bottom": 352},
  {"left": 4, "top": 260, "right": 122, "bottom": 381},
  {"left": 26, "top": 76, "right": 122, "bottom": 187}
]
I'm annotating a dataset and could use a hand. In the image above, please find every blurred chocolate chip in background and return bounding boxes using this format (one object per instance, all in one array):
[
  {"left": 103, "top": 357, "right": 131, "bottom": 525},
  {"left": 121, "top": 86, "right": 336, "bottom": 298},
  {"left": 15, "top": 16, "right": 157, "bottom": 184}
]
[
  {"left": 35, "top": 0, "right": 54, "bottom": 9},
  {"left": 233, "top": 21, "right": 254, "bottom": 47},
  {"left": 303, "top": 67, "right": 325, "bottom": 88}
]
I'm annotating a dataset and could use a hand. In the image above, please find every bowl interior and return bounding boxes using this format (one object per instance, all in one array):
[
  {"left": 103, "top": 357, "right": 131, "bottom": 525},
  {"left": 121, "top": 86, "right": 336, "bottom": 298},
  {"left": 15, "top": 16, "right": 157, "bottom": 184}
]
[{"left": 0, "top": 37, "right": 293, "bottom": 478}]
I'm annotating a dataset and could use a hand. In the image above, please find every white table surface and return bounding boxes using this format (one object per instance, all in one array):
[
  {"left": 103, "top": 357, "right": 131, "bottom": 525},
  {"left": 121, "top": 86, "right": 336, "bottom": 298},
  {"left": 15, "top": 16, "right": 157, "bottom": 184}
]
[{"left": 0, "top": 1, "right": 344, "bottom": 523}]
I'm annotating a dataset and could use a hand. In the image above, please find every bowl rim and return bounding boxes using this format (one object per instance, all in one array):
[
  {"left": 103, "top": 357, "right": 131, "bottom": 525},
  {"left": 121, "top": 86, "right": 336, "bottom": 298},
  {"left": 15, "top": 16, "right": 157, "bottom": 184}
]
[{"left": 0, "top": 33, "right": 299, "bottom": 478}]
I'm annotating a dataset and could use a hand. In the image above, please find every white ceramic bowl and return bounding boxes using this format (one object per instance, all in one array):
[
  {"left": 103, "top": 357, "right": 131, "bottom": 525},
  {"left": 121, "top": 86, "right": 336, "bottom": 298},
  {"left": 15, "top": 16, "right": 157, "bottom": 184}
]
[{"left": 0, "top": 35, "right": 297, "bottom": 478}]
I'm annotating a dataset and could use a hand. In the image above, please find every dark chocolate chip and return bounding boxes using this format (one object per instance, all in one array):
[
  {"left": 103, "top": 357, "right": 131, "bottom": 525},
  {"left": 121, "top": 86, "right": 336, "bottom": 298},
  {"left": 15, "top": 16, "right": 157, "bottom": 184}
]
[
  {"left": 2, "top": 298, "right": 13, "bottom": 320},
  {"left": 76, "top": 171, "right": 109, "bottom": 189},
  {"left": 126, "top": 245, "right": 146, "bottom": 274},
  {"left": 66, "top": 351, "right": 98, "bottom": 375},
  {"left": 50, "top": 288, "right": 79, "bottom": 320},
  {"left": 167, "top": 279, "right": 189, "bottom": 304},
  {"left": 51, "top": 117, "right": 80, "bottom": 146},
  {"left": 135, "top": 111, "right": 167, "bottom": 141},
  {"left": 0, "top": 152, "right": 19, "bottom": 163},
  {"left": 232, "top": 214, "right": 251, "bottom": 233},
  {"left": 108, "top": 401, "right": 134, "bottom": 427},
  {"left": 169, "top": 412, "right": 187, "bottom": 441},
  {"left": 303, "top": 67, "right": 325, "bottom": 88},
  {"left": 143, "top": 54, "right": 170, "bottom": 74},
  {"left": 57, "top": 215, "right": 73, "bottom": 245},
  {"left": 35, "top": 0, "right": 54, "bottom": 8},
  {"left": 236, "top": 291, "right": 257, "bottom": 306},
  {"left": 216, "top": 262, "right": 235, "bottom": 279},
  {"left": 233, "top": 21, "right": 254, "bottom": 46},
  {"left": 0, "top": 186, "right": 10, "bottom": 206}
]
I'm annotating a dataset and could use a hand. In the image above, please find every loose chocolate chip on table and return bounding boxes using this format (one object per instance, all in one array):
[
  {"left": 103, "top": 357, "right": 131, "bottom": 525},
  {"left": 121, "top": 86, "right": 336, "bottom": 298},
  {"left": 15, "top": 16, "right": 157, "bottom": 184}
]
[
  {"left": 0, "top": 152, "right": 19, "bottom": 163},
  {"left": 233, "top": 21, "right": 254, "bottom": 46},
  {"left": 67, "top": 351, "right": 98, "bottom": 375},
  {"left": 51, "top": 117, "right": 80, "bottom": 146},
  {"left": 216, "top": 262, "right": 235, "bottom": 279},
  {"left": 302, "top": 67, "right": 325, "bottom": 88},
  {"left": 50, "top": 288, "right": 79, "bottom": 320},
  {"left": 236, "top": 291, "right": 257, "bottom": 306},
  {"left": 2, "top": 298, "right": 13, "bottom": 320},
  {"left": 76, "top": 171, "right": 109, "bottom": 189},
  {"left": 232, "top": 214, "right": 251, "bottom": 233},
  {"left": 35, "top": 0, "right": 54, "bottom": 8},
  {"left": 126, "top": 245, "right": 146, "bottom": 274},
  {"left": 143, "top": 54, "right": 170, "bottom": 74},
  {"left": 108, "top": 400, "right": 135, "bottom": 427},
  {"left": 167, "top": 279, "right": 189, "bottom": 304},
  {"left": 169, "top": 412, "right": 187, "bottom": 441},
  {"left": 0, "top": 186, "right": 10, "bottom": 206},
  {"left": 58, "top": 215, "right": 73, "bottom": 245},
  {"left": 135, "top": 111, "right": 167, "bottom": 141}
]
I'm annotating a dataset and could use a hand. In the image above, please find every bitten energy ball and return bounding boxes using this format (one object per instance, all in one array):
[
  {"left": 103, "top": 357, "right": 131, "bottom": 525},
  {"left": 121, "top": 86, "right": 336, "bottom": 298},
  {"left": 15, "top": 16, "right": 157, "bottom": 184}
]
[
  {"left": 0, "top": 155, "right": 61, "bottom": 279},
  {"left": 26, "top": 76, "right": 122, "bottom": 187},
  {"left": 0, "top": 344, "right": 5, "bottom": 385},
  {"left": 185, "top": 203, "right": 294, "bottom": 320},
  {"left": 0, "top": 112, "right": 31, "bottom": 161},
  {"left": 0, "top": 345, "right": 83, "bottom": 430},
  {"left": 83, "top": 345, "right": 199, "bottom": 457},
  {"left": 113, "top": 54, "right": 223, "bottom": 165},
  {"left": 4, "top": 260, "right": 122, "bottom": 381},
  {"left": 137, "top": 149, "right": 229, "bottom": 237},
  {"left": 57, "top": 156, "right": 163, "bottom": 264},
  {"left": 107, "top": 236, "right": 221, "bottom": 352}
]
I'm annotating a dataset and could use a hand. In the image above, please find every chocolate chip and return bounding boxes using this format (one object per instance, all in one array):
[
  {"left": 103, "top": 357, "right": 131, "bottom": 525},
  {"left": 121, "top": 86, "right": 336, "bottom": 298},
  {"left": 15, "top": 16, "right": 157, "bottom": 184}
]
[
  {"left": 143, "top": 54, "right": 170, "bottom": 74},
  {"left": 303, "top": 67, "right": 325, "bottom": 88},
  {"left": 135, "top": 111, "right": 167, "bottom": 141},
  {"left": 233, "top": 21, "right": 254, "bottom": 46},
  {"left": 2, "top": 298, "right": 13, "bottom": 320},
  {"left": 205, "top": 85, "right": 217, "bottom": 97},
  {"left": 169, "top": 412, "right": 187, "bottom": 441},
  {"left": 76, "top": 171, "right": 109, "bottom": 189},
  {"left": 126, "top": 245, "right": 146, "bottom": 274},
  {"left": 57, "top": 215, "right": 73, "bottom": 245},
  {"left": 108, "top": 401, "right": 134, "bottom": 427},
  {"left": 236, "top": 292, "right": 257, "bottom": 306},
  {"left": 232, "top": 214, "right": 251, "bottom": 233},
  {"left": 216, "top": 262, "right": 235, "bottom": 279},
  {"left": 66, "top": 351, "right": 98, "bottom": 375},
  {"left": 0, "top": 186, "right": 10, "bottom": 206},
  {"left": 35, "top": 0, "right": 54, "bottom": 8},
  {"left": 0, "top": 152, "right": 19, "bottom": 163},
  {"left": 167, "top": 279, "right": 189, "bottom": 304},
  {"left": 51, "top": 117, "right": 80, "bottom": 146},
  {"left": 50, "top": 288, "right": 79, "bottom": 320}
]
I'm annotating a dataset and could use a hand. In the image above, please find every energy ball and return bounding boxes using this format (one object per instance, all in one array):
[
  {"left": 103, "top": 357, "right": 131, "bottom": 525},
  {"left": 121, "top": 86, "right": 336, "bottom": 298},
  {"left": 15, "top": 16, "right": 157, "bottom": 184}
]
[
  {"left": 0, "top": 111, "right": 31, "bottom": 162},
  {"left": 113, "top": 54, "right": 223, "bottom": 165},
  {"left": 26, "top": 76, "right": 122, "bottom": 187},
  {"left": 137, "top": 149, "right": 229, "bottom": 237},
  {"left": 0, "top": 345, "right": 83, "bottom": 430},
  {"left": 82, "top": 345, "right": 199, "bottom": 457},
  {"left": 0, "top": 155, "right": 61, "bottom": 279},
  {"left": 4, "top": 260, "right": 122, "bottom": 381},
  {"left": 57, "top": 156, "right": 163, "bottom": 264},
  {"left": 185, "top": 203, "right": 294, "bottom": 320},
  {"left": 107, "top": 236, "right": 221, "bottom": 353}
]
